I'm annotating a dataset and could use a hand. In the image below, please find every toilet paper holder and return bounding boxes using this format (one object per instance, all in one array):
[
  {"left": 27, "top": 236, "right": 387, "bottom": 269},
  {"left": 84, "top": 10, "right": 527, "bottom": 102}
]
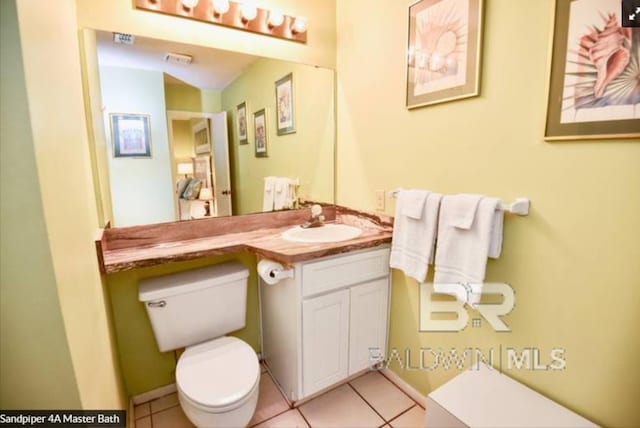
[
  {"left": 268, "top": 267, "right": 294, "bottom": 281},
  {"left": 257, "top": 259, "right": 294, "bottom": 285}
]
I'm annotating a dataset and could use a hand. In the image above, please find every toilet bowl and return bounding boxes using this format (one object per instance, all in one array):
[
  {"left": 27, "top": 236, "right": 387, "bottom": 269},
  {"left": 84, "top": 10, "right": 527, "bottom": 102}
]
[
  {"left": 138, "top": 262, "right": 258, "bottom": 427},
  {"left": 176, "top": 336, "right": 260, "bottom": 428}
]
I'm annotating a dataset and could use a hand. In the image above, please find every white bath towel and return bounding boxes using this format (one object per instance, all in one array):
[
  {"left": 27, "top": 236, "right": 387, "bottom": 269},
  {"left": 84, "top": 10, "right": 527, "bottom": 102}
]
[
  {"left": 434, "top": 195, "right": 504, "bottom": 301},
  {"left": 263, "top": 176, "right": 276, "bottom": 212},
  {"left": 273, "top": 177, "right": 291, "bottom": 210},
  {"left": 390, "top": 190, "right": 442, "bottom": 283},
  {"left": 286, "top": 178, "right": 299, "bottom": 209}
]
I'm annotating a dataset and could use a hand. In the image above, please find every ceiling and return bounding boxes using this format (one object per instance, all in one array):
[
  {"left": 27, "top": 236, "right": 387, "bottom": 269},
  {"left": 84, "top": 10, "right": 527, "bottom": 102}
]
[{"left": 95, "top": 31, "right": 260, "bottom": 90}]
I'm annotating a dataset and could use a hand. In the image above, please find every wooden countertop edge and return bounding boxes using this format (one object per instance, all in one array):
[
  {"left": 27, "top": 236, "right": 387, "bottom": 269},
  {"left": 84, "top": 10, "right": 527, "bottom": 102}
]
[
  {"left": 97, "top": 206, "right": 394, "bottom": 274},
  {"left": 102, "top": 232, "right": 392, "bottom": 274}
]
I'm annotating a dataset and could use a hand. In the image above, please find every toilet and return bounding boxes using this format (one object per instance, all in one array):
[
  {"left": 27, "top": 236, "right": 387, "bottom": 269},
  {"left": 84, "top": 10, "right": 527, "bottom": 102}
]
[{"left": 138, "top": 262, "right": 260, "bottom": 428}]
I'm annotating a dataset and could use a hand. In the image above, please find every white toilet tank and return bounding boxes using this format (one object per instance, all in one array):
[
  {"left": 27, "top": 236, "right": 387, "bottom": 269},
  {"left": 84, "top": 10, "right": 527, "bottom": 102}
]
[{"left": 138, "top": 262, "right": 249, "bottom": 352}]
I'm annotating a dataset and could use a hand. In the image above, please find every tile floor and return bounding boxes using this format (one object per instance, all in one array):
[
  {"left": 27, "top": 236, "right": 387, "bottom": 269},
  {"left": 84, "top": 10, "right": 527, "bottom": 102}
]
[{"left": 134, "top": 365, "right": 425, "bottom": 428}]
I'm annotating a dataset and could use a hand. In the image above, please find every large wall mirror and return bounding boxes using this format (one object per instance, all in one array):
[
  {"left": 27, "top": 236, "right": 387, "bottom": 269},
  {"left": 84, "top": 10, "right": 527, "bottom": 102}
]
[{"left": 82, "top": 30, "right": 335, "bottom": 227}]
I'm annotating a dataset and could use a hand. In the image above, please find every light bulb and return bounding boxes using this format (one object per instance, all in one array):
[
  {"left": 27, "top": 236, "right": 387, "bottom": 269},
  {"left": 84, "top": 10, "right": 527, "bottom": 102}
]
[
  {"left": 240, "top": 1, "right": 258, "bottom": 21},
  {"left": 181, "top": 0, "right": 199, "bottom": 8},
  {"left": 291, "top": 17, "right": 307, "bottom": 34},
  {"left": 212, "top": 0, "right": 230, "bottom": 14},
  {"left": 268, "top": 9, "right": 284, "bottom": 27}
]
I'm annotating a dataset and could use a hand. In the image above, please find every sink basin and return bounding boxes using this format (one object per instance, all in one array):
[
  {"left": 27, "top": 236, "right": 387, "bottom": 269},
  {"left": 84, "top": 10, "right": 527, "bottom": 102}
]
[{"left": 282, "top": 224, "right": 363, "bottom": 243}]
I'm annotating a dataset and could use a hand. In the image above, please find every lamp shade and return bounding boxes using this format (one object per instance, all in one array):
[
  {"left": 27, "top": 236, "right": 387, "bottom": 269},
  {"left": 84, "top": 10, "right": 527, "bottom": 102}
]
[
  {"left": 198, "top": 187, "right": 213, "bottom": 200},
  {"left": 178, "top": 163, "right": 193, "bottom": 175}
]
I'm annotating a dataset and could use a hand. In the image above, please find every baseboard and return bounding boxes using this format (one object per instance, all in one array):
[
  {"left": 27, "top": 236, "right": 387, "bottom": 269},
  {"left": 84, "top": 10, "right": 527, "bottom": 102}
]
[
  {"left": 380, "top": 368, "right": 427, "bottom": 408},
  {"left": 132, "top": 383, "right": 177, "bottom": 405},
  {"left": 128, "top": 397, "right": 135, "bottom": 428}
]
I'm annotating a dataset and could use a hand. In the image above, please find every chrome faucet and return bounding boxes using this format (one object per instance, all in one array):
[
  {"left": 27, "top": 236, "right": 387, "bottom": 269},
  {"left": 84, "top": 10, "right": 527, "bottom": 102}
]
[{"left": 301, "top": 204, "right": 325, "bottom": 228}]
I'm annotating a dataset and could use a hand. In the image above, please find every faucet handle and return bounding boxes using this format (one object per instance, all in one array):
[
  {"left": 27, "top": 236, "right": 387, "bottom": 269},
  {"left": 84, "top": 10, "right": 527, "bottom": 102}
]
[{"left": 311, "top": 204, "right": 323, "bottom": 217}]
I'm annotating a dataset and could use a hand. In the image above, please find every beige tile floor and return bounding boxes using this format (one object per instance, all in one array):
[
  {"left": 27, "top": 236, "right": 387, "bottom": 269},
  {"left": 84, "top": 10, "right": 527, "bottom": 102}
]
[{"left": 134, "top": 366, "right": 425, "bottom": 428}]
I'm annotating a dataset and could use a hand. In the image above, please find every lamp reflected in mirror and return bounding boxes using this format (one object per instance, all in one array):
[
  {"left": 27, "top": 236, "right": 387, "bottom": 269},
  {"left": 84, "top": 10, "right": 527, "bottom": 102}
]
[
  {"left": 177, "top": 162, "right": 193, "bottom": 178},
  {"left": 198, "top": 187, "right": 214, "bottom": 217}
]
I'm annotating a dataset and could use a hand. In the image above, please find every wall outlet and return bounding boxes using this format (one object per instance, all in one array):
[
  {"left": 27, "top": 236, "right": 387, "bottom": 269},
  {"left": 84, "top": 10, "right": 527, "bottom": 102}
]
[{"left": 375, "top": 190, "right": 385, "bottom": 211}]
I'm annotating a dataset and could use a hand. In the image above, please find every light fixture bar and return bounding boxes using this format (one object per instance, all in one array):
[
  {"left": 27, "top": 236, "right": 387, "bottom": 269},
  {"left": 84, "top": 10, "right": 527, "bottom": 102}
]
[{"left": 134, "top": 0, "right": 307, "bottom": 44}]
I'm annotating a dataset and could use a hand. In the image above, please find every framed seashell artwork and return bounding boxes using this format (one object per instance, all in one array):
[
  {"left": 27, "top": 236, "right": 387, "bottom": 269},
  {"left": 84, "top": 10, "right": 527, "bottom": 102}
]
[
  {"left": 545, "top": 0, "right": 640, "bottom": 141},
  {"left": 406, "top": 0, "right": 484, "bottom": 109}
]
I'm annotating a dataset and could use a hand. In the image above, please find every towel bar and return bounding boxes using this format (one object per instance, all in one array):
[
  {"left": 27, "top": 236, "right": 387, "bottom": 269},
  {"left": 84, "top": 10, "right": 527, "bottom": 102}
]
[{"left": 388, "top": 188, "right": 530, "bottom": 216}]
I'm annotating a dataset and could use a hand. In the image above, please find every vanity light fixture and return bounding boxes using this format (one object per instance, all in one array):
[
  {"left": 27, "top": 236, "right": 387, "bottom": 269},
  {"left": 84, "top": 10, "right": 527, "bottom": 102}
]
[
  {"left": 239, "top": 1, "right": 258, "bottom": 22},
  {"left": 291, "top": 17, "right": 307, "bottom": 34},
  {"left": 212, "top": 0, "right": 230, "bottom": 16},
  {"left": 134, "top": 0, "right": 307, "bottom": 43},
  {"left": 181, "top": 0, "right": 199, "bottom": 9},
  {"left": 267, "top": 9, "right": 284, "bottom": 28}
]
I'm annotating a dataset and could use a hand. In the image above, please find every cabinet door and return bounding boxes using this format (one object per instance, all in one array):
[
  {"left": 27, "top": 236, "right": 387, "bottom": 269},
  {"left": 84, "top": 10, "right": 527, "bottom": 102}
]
[
  {"left": 302, "top": 289, "right": 350, "bottom": 396},
  {"left": 349, "top": 278, "right": 389, "bottom": 375}
]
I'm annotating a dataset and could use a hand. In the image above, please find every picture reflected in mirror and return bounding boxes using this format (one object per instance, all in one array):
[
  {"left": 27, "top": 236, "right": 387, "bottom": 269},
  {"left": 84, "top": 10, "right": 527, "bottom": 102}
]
[{"left": 86, "top": 30, "right": 335, "bottom": 227}]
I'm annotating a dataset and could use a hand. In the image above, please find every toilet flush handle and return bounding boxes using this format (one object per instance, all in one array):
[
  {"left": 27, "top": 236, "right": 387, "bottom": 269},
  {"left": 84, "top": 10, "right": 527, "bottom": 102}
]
[{"left": 147, "top": 300, "right": 167, "bottom": 308}]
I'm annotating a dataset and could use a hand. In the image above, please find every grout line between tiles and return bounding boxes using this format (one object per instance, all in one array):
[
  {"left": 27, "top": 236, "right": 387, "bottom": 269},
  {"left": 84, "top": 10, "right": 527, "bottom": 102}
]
[
  {"left": 296, "top": 408, "right": 312, "bottom": 428},
  {"left": 385, "top": 404, "right": 417, "bottom": 427},
  {"left": 248, "top": 371, "right": 295, "bottom": 427},
  {"left": 346, "top": 382, "right": 388, "bottom": 424},
  {"left": 151, "top": 403, "right": 180, "bottom": 415},
  {"left": 248, "top": 406, "right": 293, "bottom": 428}
]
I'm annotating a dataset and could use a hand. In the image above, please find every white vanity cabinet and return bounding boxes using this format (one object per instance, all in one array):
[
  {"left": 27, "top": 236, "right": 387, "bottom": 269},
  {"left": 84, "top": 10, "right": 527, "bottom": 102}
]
[{"left": 260, "top": 246, "right": 391, "bottom": 402}]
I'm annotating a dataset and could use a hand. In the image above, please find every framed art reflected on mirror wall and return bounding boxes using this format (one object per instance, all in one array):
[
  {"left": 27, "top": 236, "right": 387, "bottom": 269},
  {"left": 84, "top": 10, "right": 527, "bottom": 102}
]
[
  {"left": 236, "top": 101, "right": 249, "bottom": 145},
  {"left": 254, "top": 108, "right": 268, "bottom": 157},
  {"left": 544, "top": 0, "right": 640, "bottom": 141},
  {"left": 275, "top": 73, "right": 295, "bottom": 135},
  {"left": 406, "top": 0, "right": 484, "bottom": 109},
  {"left": 193, "top": 119, "right": 211, "bottom": 154},
  {"left": 110, "top": 113, "right": 152, "bottom": 158}
]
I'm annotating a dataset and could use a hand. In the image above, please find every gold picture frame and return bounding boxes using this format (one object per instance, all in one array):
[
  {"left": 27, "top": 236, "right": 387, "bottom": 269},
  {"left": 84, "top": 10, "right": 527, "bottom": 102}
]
[
  {"left": 544, "top": 0, "right": 640, "bottom": 141},
  {"left": 406, "top": 0, "right": 484, "bottom": 109}
]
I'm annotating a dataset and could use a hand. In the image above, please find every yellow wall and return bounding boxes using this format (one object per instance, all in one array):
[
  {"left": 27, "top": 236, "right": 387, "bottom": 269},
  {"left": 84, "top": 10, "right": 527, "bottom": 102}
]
[
  {"left": 106, "top": 253, "right": 261, "bottom": 396},
  {"left": 14, "top": 0, "right": 125, "bottom": 409},
  {"left": 171, "top": 120, "right": 195, "bottom": 165},
  {"left": 164, "top": 83, "right": 222, "bottom": 113},
  {"left": 76, "top": 0, "right": 336, "bottom": 69},
  {"left": 336, "top": 1, "right": 640, "bottom": 427},
  {"left": 221, "top": 58, "right": 335, "bottom": 214},
  {"left": 0, "top": 0, "right": 81, "bottom": 408}
]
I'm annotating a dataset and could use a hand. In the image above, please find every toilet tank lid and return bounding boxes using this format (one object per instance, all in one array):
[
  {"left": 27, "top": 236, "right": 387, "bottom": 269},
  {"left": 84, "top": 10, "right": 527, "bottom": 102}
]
[{"left": 138, "top": 262, "right": 249, "bottom": 302}]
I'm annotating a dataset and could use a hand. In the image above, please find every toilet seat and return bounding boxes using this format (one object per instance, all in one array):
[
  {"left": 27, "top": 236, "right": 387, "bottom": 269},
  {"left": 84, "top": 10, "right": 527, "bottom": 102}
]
[{"left": 176, "top": 336, "right": 260, "bottom": 412}]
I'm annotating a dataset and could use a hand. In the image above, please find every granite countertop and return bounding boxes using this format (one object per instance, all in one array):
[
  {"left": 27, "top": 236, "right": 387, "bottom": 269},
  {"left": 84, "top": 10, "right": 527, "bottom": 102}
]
[{"left": 95, "top": 205, "right": 393, "bottom": 274}]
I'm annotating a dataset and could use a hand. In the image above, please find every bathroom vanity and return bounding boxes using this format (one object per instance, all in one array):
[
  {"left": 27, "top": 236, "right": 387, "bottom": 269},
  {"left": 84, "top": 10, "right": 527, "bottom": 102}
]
[
  {"left": 94, "top": 205, "right": 394, "bottom": 405},
  {"left": 260, "top": 246, "right": 391, "bottom": 402}
]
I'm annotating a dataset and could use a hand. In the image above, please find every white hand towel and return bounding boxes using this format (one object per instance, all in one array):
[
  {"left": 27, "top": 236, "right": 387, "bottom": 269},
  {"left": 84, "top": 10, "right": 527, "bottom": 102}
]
[
  {"left": 273, "top": 177, "right": 290, "bottom": 210},
  {"left": 401, "top": 190, "right": 429, "bottom": 219},
  {"left": 263, "top": 176, "right": 276, "bottom": 212},
  {"left": 390, "top": 190, "right": 442, "bottom": 283},
  {"left": 286, "top": 178, "right": 298, "bottom": 209},
  {"left": 447, "top": 194, "right": 482, "bottom": 229},
  {"left": 434, "top": 195, "right": 504, "bottom": 288}
]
